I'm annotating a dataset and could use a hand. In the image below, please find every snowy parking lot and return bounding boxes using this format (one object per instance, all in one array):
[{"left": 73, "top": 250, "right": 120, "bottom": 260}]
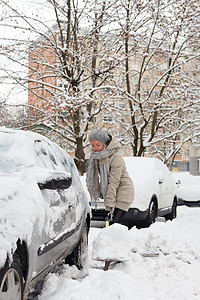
[{"left": 38, "top": 206, "right": 200, "bottom": 300}]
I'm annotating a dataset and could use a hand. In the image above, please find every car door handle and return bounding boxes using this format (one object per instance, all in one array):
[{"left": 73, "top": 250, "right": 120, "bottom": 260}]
[
  {"left": 50, "top": 199, "right": 60, "bottom": 207},
  {"left": 68, "top": 202, "right": 75, "bottom": 210}
]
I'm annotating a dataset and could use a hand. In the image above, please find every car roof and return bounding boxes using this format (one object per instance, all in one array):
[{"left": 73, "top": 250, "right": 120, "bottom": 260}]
[{"left": 0, "top": 127, "right": 51, "bottom": 143}]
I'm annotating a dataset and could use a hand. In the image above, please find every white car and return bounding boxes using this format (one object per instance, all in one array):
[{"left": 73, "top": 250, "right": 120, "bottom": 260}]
[
  {"left": 0, "top": 128, "right": 91, "bottom": 300},
  {"left": 172, "top": 172, "right": 200, "bottom": 206},
  {"left": 91, "top": 157, "right": 178, "bottom": 228}
]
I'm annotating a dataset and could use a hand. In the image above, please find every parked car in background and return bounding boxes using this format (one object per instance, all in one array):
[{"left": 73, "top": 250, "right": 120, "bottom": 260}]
[
  {"left": 172, "top": 172, "right": 200, "bottom": 206},
  {"left": 90, "top": 157, "right": 178, "bottom": 229},
  {"left": 0, "top": 128, "right": 91, "bottom": 300}
]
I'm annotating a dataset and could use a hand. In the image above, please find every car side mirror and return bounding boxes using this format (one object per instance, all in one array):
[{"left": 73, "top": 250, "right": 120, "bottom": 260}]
[
  {"left": 157, "top": 171, "right": 165, "bottom": 184},
  {"left": 175, "top": 179, "right": 181, "bottom": 188},
  {"left": 159, "top": 178, "right": 165, "bottom": 184},
  {"left": 38, "top": 177, "right": 72, "bottom": 190}
]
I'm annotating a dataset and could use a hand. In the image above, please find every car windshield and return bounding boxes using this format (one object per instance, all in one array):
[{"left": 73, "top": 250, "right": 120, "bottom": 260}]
[{"left": 0, "top": 132, "right": 33, "bottom": 174}]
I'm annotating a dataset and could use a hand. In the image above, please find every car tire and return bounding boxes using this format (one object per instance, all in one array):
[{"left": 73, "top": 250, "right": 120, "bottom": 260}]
[
  {"left": 65, "top": 222, "right": 88, "bottom": 270},
  {"left": 165, "top": 199, "right": 177, "bottom": 221},
  {"left": 0, "top": 256, "right": 23, "bottom": 300},
  {"left": 142, "top": 201, "right": 156, "bottom": 228}
]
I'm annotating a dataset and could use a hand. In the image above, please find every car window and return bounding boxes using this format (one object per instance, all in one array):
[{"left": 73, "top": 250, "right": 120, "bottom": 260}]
[
  {"left": 34, "top": 139, "right": 84, "bottom": 192},
  {"left": 155, "top": 159, "right": 174, "bottom": 185},
  {"left": 34, "top": 140, "right": 59, "bottom": 170},
  {"left": 51, "top": 143, "right": 84, "bottom": 190},
  {"left": 51, "top": 144, "right": 72, "bottom": 173}
]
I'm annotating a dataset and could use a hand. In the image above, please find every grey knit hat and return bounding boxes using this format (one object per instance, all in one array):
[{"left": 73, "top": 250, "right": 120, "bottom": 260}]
[{"left": 89, "top": 129, "right": 110, "bottom": 144}]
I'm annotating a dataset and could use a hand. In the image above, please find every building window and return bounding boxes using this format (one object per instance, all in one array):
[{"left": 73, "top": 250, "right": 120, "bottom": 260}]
[
  {"left": 198, "top": 158, "right": 200, "bottom": 172},
  {"left": 143, "top": 77, "right": 149, "bottom": 83},
  {"left": 103, "top": 88, "right": 111, "bottom": 93},
  {"left": 91, "top": 117, "right": 96, "bottom": 123},
  {"left": 184, "top": 149, "right": 189, "bottom": 157},
  {"left": 119, "top": 103, "right": 126, "bottom": 109},
  {"left": 103, "top": 115, "right": 113, "bottom": 123}
]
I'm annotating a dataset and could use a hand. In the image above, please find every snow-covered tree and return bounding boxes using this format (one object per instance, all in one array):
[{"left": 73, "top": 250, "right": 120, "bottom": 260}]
[
  {"left": 0, "top": 0, "right": 199, "bottom": 171},
  {"left": 104, "top": 0, "right": 200, "bottom": 167},
  {"left": 0, "top": 0, "right": 120, "bottom": 174}
]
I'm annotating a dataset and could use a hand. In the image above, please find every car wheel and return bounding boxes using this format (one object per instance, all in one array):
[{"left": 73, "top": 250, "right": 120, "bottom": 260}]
[
  {"left": 142, "top": 201, "right": 156, "bottom": 228},
  {"left": 165, "top": 199, "right": 177, "bottom": 221},
  {"left": 0, "top": 256, "right": 23, "bottom": 300},
  {"left": 65, "top": 222, "right": 88, "bottom": 270}
]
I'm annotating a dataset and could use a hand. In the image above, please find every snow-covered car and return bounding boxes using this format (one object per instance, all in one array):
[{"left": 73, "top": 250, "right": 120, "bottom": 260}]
[
  {"left": 90, "top": 157, "right": 178, "bottom": 228},
  {"left": 172, "top": 172, "right": 200, "bottom": 206},
  {"left": 0, "top": 128, "right": 91, "bottom": 300}
]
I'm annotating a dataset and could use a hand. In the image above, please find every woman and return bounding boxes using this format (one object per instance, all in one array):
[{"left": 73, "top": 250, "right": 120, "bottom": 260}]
[{"left": 86, "top": 128, "right": 134, "bottom": 224}]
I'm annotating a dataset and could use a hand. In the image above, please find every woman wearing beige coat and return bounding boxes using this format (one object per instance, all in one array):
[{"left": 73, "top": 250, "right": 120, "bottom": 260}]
[{"left": 86, "top": 129, "right": 134, "bottom": 224}]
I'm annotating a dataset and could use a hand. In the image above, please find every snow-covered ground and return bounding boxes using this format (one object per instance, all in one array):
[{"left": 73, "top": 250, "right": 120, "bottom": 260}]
[
  {"left": 38, "top": 205, "right": 200, "bottom": 300},
  {"left": 1, "top": 132, "right": 199, "bottom": 300}
]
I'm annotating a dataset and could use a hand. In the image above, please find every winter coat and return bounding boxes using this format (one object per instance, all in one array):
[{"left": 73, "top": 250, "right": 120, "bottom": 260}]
[{"left": 103, "top": 137, "right": 134, "bottom": 212}]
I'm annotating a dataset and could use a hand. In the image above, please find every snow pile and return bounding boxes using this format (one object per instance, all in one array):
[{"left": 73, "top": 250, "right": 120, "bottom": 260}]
[
  {"left": 38, "top": 206, "right": 200, "bottom": 300},
  {"left": 92, "top": 223, "right": 131, "bottom": 261},
  {"left": 92, "top": 206, "right": 200, "bottom": 266},
  {"left": 129, "top": 212, "right": 200, "bottom": 262}
]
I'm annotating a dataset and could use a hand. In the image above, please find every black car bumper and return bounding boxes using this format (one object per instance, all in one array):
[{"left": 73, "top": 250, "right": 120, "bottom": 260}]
[
  {"left": 91, "top": 207, "right": 148, "bottom": 228},
  {"left": 178, "top": 198, "right": 200, "bottom": 207}
]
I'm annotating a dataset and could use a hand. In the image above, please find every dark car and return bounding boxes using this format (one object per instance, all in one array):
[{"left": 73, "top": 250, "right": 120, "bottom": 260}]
[{"left": 0, "top": 128, "right": 91, "bottom": 299}]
